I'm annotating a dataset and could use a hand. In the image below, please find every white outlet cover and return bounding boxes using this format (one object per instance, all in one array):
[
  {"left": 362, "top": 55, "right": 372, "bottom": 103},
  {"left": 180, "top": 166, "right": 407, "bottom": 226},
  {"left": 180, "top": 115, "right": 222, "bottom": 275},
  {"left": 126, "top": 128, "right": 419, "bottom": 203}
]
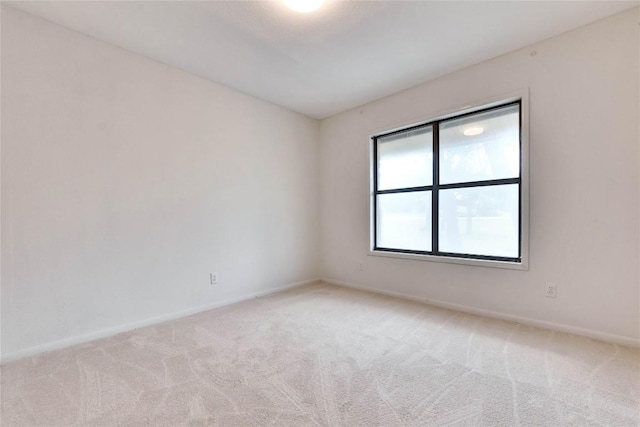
[{"left": 545, "top": 285, "right": 557, "bottom": 298}]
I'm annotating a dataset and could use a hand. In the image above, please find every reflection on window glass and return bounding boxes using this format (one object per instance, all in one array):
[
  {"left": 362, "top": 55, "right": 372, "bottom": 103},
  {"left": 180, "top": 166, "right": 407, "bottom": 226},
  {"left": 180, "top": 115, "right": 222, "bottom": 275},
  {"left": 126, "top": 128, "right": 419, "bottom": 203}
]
[
  {"left": 377, "top": 191, "right": 432, "bottom": 251},
  {"left": 378, "top": 127, "right": 433, "bottom": 190},
  {"left": 438, "top": 185, "right": 518, "bottom": 258},
  {"left": 440, "top": 105, "right": 519, "bottom": 185}
]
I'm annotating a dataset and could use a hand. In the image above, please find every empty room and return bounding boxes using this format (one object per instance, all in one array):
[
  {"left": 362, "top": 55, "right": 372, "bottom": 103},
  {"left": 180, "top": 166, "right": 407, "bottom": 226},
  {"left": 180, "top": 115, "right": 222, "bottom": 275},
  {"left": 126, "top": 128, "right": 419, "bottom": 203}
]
[{"left": 1, "top": 0, "right": 639, "bottom": 425}]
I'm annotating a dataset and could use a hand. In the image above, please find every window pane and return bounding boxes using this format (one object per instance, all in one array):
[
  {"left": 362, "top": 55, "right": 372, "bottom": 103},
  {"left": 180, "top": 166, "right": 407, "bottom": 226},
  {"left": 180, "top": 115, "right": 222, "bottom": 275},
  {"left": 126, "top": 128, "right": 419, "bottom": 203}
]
[
  {"left": 440, "top": 104, "right": 519, "bottom": 185},
  {"left": 438, "top": 185, "right": 518, "bottom": 258},
  {"left": 377, "top": 126, "right": 433, "bottom": 190},
  {"left": 377, "top": 191, "right": 432, "bottom": 251}
]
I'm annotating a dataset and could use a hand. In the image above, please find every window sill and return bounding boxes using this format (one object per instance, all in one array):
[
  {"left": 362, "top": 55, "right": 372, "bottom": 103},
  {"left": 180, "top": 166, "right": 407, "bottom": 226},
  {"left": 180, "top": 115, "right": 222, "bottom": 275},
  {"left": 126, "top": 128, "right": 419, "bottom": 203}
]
[{"left": 368, "top": 249, "right": 529, "bottom": 271}]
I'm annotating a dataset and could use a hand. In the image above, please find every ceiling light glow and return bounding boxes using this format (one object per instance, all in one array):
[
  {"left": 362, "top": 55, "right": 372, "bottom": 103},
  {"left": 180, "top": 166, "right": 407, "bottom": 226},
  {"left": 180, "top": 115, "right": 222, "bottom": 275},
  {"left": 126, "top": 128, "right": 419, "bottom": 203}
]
[
  {"left": 283, "top": 0, "right": 324, "bottom": 13},
  {"left": 463, "top": 126, "right": 484, "bottom": 136}
]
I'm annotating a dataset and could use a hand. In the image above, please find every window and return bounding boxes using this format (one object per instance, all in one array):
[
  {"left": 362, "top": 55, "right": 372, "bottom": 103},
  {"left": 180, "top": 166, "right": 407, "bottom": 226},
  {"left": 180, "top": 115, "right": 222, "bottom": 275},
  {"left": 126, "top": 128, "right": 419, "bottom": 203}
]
[{"left": 371, "top": 98, "right": 527, "bottom": 268}]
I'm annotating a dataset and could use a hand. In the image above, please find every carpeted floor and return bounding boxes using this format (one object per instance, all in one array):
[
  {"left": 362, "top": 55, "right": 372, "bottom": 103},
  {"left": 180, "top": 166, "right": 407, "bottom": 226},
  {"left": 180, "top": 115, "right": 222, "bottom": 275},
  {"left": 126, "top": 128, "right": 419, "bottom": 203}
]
[{"left": 1, "top": 282, "right": 639, "bottom": 426}]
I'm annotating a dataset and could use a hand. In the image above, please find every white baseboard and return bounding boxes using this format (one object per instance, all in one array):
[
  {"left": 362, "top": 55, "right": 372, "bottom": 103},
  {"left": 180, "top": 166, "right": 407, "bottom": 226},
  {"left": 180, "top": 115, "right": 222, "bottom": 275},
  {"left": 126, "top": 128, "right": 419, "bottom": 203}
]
[
  {"left": 1, "top": 278, "right": 319, "bottom": 364},
  {"left": 322, "top": 278, "right": 640, "bottom": 348}
]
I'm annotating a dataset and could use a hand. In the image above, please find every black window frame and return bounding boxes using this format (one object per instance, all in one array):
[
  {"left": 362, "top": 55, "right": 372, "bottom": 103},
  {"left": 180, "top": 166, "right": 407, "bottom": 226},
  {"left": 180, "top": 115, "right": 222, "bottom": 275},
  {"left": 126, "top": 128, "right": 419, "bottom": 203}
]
[{"left": 372, "top": 100, "right": 522, "bottom": 264}]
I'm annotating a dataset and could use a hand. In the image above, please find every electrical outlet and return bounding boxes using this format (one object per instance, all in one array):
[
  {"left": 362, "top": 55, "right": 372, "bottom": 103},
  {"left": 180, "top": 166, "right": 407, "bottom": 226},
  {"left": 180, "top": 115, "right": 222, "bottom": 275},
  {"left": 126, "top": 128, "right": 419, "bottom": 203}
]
[
  {"left": 358, "top": 262, "right": 364, "bottom": 271},
  {"left": 545, "top": 284, "right": 557, "bottom": 298},
  {"left": 210, "top": 272, "right": 218, "bottom": 285}
]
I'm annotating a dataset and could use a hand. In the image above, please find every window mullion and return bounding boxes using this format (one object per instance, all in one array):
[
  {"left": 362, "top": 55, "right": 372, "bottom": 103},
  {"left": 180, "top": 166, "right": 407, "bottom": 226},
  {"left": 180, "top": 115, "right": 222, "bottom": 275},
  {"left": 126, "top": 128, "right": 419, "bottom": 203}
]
[
  {"left": 432, "top": 121, "right": 440, "bottom": 255},
  {"left": 376, "top": 185, "right": 433, "bottom": 195}
]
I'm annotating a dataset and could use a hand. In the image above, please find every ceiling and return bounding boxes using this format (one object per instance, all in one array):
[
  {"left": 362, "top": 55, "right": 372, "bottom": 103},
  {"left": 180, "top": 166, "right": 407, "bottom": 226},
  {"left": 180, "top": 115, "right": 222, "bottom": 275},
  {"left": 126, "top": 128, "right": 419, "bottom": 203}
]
[{"left": 5, "top": 1, "right": 637, "bottom": 119}]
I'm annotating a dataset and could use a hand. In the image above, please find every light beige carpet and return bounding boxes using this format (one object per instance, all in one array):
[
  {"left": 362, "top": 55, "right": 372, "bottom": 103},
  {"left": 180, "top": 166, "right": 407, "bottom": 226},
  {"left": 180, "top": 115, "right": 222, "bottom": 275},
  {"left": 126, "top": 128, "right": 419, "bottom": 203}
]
[{"left": 1, "top": 282, "right": 639, "bottom": 426}]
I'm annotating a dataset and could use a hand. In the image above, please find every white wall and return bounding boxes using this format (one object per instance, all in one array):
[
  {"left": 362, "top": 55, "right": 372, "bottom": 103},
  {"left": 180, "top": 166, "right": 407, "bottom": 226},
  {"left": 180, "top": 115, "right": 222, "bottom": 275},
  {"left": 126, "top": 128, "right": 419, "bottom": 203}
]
[
  {"left": 320, "top": 8, "right": 640, "bottom": 342},
  {"left": 1, "top": 7, "right": 320, "bottom": 359}
]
